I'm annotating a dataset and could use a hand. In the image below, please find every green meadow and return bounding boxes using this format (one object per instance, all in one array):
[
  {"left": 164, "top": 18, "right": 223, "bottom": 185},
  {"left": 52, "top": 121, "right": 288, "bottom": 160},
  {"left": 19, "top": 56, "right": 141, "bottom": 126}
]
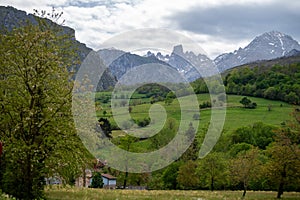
[
  {"left": 96, "top": 93, "right": 293, "bottom": 134},
  {"left": 45, "top": 187, "right": 300, "bottom": 200}
]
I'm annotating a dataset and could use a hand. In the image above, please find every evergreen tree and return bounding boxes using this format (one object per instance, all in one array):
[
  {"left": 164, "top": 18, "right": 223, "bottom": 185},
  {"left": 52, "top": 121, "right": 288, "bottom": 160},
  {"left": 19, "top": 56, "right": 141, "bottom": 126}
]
[
  {"left": 98, "top": 118, "right": 112, "bottom": 138},
  {"left": 91, "top": 172, "right": 104, "bottom": 188}
]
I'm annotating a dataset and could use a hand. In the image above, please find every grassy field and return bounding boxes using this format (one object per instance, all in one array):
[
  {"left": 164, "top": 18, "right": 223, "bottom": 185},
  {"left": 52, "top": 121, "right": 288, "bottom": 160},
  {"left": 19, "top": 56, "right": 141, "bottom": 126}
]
[
  {"left": 45, "top": 187, "right": 300, "bottom": 200},
  {"left": 96, "top": 93, "right": 294, "bottom": 134},
  {"left": 221, "top": 95, "right": 292, "bottom": 131}
]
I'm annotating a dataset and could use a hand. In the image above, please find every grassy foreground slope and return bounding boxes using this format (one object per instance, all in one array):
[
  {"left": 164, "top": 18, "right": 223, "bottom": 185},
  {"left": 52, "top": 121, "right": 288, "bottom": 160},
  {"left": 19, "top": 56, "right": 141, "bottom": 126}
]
[{"left": 45, "top": 187, "right": 300, "bottom": 200}]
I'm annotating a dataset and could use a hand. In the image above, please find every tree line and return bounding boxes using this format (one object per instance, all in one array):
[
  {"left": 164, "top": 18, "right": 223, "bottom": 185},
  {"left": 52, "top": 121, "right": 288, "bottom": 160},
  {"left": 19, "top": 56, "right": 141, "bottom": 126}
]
[{"left": 192, "top": 64, "right": 300, "bottom": 105}]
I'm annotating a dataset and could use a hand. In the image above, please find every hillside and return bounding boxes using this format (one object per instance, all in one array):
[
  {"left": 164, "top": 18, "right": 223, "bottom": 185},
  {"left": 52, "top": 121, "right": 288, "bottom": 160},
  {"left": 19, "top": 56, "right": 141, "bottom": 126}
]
[{"left": 96, "top": 93, "right": 293, "bottom": 135}]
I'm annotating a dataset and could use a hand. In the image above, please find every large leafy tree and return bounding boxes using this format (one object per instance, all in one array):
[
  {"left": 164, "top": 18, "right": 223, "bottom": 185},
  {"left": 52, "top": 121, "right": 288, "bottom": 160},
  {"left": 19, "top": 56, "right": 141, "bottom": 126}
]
[
  {"left": 162, "top": 162, "right": 181, "bottom": 189},
  {"left": 177, "top": 160, "right": 199, "bottom": 189},
  {"left": 197, "top": 152, "right": 228, "bottom": 191},
  {"left": 230, "top": 147, "right": 261, "bottom": 198},
  {"left": 0, "top": 11, "right": 91, "bottom": 199},
  {"left": 266, "top": 127, "right": 300, "bottom": 199}
]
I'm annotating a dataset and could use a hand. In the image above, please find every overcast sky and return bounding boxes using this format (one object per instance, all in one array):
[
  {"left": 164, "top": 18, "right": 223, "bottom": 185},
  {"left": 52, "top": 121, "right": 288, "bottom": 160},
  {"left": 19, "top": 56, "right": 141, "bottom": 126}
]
[{"left": 1, "top": 0, "right": 300, "bottom": 58}]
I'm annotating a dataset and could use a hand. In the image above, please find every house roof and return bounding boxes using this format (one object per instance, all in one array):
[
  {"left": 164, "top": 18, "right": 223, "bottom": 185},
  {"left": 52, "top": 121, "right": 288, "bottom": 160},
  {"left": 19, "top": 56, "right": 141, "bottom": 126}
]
[{"left": 101, "top": 173, "right": 117, "bottom": 180}]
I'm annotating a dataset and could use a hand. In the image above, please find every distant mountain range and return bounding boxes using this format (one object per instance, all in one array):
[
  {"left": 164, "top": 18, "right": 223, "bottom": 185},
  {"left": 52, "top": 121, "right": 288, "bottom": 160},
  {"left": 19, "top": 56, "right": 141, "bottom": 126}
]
[
  {"left": 2, "top": 6, "right": 300, "bottom": 85},
  {"left": 142, "top": 31, "right": 300, "bottom": 79}
]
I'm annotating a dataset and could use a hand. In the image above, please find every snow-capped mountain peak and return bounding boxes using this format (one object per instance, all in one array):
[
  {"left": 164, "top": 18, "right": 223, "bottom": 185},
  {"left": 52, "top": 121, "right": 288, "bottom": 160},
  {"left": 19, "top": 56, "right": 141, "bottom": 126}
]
[{"left": 214, "top": 31, "right": 300, "bottom": 72}]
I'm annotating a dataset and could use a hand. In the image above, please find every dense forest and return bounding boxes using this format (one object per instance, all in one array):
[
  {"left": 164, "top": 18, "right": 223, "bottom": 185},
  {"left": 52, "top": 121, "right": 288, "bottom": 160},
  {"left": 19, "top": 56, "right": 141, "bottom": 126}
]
[{"left": 193, "top": 63, "right": 300, "bottom": 105}]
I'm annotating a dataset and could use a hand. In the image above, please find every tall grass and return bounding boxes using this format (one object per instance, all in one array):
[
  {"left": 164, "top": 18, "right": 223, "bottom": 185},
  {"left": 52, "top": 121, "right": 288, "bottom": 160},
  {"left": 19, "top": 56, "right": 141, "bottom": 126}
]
[{"left": 45, "top": 187, "right": 300, "bottom": 200}]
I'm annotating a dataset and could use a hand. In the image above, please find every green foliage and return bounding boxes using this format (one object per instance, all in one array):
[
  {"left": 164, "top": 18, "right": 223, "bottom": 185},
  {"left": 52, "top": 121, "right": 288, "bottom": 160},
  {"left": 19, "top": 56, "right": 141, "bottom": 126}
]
[
  {"left": 197, "top": 152, "right": 228, "bottom": 191},
  {"left": 135, "top": 117, "right": 151, "bottom": 127},
  {"left": 165, "top": 91, "right": 176, "bottom": 105},
  {"left": 177, "top": 160, "right": 199, "bottom": 189},
  {"left": 180, "top": 124, "right": 199, "bottom": 161},
  {"left": 229, "top": 148, "right": 262, "bottom": 198},
  {"left": 0, "top": 11, "right": 91, "bottom": 199},
  {"left": 230, "top": 122, "right": 275, "bottom": 150},
  {"left": 265, "top": 127, "right": 300, "bottom": 198},
  {"left": 240, "top": 97, "right": 257, "bottom": 109},
  {"left": 149, "top": 118, "right": 177, "bottom": 149},
  {"left": 221, "top": 65, "right": 300, "bottom": 104},
  {"left": 136, "top": 83, "right": 170, "bottom": 98},
  {"left": 90, "top": 172, "right": 104, "bottom": 188},
  {"left": 240, "top": 97, "right": 251, "bottom": 107},
  {"left": 147, "top": 173, "right": 164, "bottom": 190},
  {"left": 285, "top": 91, "right": 299, "bottom": 104},
  {"left": 95, "top": 94, "right": 111, "bottom": 104},
  {"left": 199, "top": 101, "right": 212, "bottom": 109},
  {"left": 162, "top": 162, "right": 181, "bottom": 189},
  {"left": 192, "top": 79, "right": 209, "bottom": 94},
  {"left": 228, "top": 143, "right": 253, "bottom": 157},
  {"left": 117, "top": 135, "right": 139, "bottom": 152}
]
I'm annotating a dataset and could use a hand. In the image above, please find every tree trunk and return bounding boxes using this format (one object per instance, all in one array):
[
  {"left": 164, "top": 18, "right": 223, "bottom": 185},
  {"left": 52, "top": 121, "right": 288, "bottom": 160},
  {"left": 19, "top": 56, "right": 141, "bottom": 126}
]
[
  {"left": 0, "top": 142, "right": 2, "bottom": 157},
  {"left": 242, "top": 189, "right": 247, "bottom": 198},
  {"left": 210, "top": 176, "right": 214, "bottom": 191},
  {"left": 123, "top": 171, "right": 128, "bottom": 189},
  {"left": 242, "top": 185, "right": 247, "bottom": 198},
  {"left": 24, "top": 152, "right": 33, "bottom": 200},
  {"left": 242, "top": 181, "right": 247, "bottom": 198},
  {"left": 277, "top": 165, "right": 287, "bottom": 199},
  {"left": 83, "top": 168, "right": 86, "bottom": 187},
  {"left": 277, "top": 181, "right": 284, "bottom": 199}
]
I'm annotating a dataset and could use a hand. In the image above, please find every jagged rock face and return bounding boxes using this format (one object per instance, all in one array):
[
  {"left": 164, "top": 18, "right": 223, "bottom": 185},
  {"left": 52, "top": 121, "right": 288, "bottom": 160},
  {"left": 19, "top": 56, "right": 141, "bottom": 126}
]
[
  {"left": 0, "top": 6, "right": 74, "bottom": 37},
  {"left": 145, "top": 45, "right": 213, "bottom": 81},
  {"left": 214, "top": 31, "right": 300, "bottom": 72},
  {"left": 0, "top": 6, "right": 35, "bottom": 31},
  {"left": 98, "top": 49, "right": 172, "bottom": 81},
  {"left": 0, "top": 6, "right": 116, "bottom": 90}
]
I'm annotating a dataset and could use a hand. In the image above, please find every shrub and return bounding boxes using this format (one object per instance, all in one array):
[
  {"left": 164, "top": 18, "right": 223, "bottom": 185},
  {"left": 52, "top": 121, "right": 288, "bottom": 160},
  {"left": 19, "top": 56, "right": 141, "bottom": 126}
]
[
  {"left": 136, "top": 117, "right": 151, "bottom": 127},
  {"left": 199, "top": 101, "right": 211, "bottom": 109}
]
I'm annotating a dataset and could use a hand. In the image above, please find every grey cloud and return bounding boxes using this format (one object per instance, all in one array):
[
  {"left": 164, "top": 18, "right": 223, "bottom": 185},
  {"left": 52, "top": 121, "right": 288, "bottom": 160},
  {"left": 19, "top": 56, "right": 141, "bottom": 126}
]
[
  {"left": 168, "top": 2, "right": 300, "bottom": 41},
  {"left": 56, "top": 0, "right": 140, "bottom": 8}
]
